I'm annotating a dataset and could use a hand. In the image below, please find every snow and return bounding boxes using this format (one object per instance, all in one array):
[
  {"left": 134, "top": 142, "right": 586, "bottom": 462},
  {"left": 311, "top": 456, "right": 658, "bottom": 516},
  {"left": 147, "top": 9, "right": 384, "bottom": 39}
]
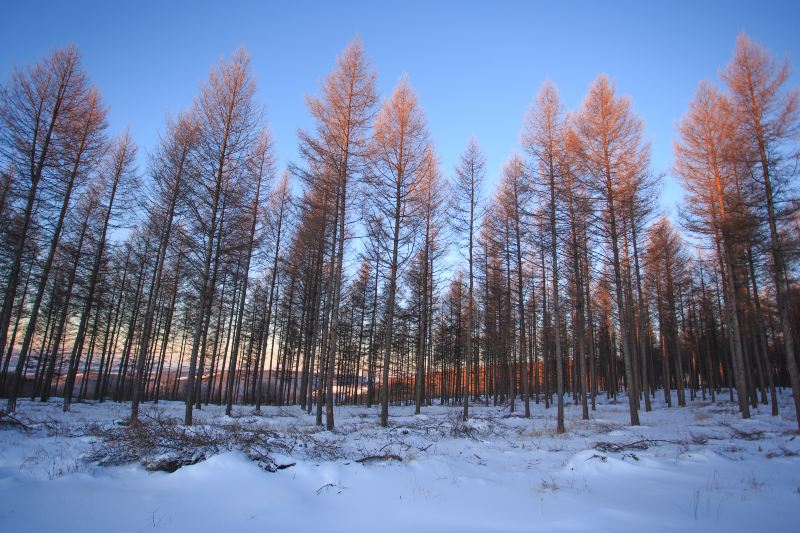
[{"left": 1, "top": 392, "right": 798, "bottom": 532}]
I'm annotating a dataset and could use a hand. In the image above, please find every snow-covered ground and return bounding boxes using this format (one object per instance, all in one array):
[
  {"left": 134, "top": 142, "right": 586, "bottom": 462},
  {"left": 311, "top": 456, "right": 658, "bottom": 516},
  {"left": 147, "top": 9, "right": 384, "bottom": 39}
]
[{"left": 1, "top": 391, "right": 798, "bottom": 532}]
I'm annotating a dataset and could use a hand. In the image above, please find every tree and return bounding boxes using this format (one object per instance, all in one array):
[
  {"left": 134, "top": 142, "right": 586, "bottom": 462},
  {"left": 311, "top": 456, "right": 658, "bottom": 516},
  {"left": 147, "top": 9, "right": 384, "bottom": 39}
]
[
  {"left": 0, "top": 46, "right": 86, "bottom": 363},
  {"left": 497, "top": 153, "right": 532, "bottom": 417},
  {"left": 645, "top": 217, "right": 690, "bottom": 410},
  {"left": 65, "top": 132, "right": 137, "bottom": 412},
  {"left": 560, "top": 129, "right": 592, "bottom": 419},
  {"left": 253, "top": 172, "right": 292, "bottom": 410},
  {"left": 215, "top": 131, "right": 274, "bottom": 417},
  {"left": 414, "top": 146, "right": 446, "bottom": 414},
  {"left": 296, "top": 39, "right": 377, "bottom": 429},
  {"left": 451, "top": 138, "right": 486, "bottom": 421},
  {"left": 674, "top": 81, "right": 753, "bottom": 417},
  {"left": 367, "top": 76, "right": 429, "bottom": 427},
  {"left": 184, "top": 48, "right": 263, "bottom": 426},
  {"left": 523, "top": 80, "right": 567, "bottom": 432},
  {"left": 41, "top": 181, "right": 99, "bottom": 402},
  {"left": 572, "top": 75, "right": 650, "bottom": 426},
  {"left": 6, "top": 80, "right": 107, "bottom": 412},
  {"left": 722, "top": 33, "right": 800, "bottom": 430}
]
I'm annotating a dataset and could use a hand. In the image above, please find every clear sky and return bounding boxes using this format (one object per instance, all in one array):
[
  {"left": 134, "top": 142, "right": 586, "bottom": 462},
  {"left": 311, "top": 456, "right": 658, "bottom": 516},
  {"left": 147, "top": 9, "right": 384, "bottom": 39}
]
[{"left": 1, "top": 0, "right": 798, "bottom": 219}]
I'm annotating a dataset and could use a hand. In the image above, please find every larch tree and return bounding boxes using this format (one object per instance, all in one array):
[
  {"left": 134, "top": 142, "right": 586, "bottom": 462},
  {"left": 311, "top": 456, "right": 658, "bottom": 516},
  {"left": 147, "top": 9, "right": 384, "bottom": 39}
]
[
  {"left": 41, "top": 180, "right": 100, "bottom": 403},
  {"left": 217, "top": 130, "right": 274, "bottom": 417},
  {"left": 184, "top": 48, "right": 263, "bottom": 426},
  {"left": 722, "top": 33, "right": 800, "bottom": 430},
  {"left": 674, "top": 81, "right": 753, "bottom": 418},
  {"left": 572, "top": 75, "right": 650, "bottom": 426},
  {"left": 297, "top": 39, "right": 377, "bottom": 429},
  {"left": 645, "top": 217, "right": 691, "bottom": 412},
  {"left": 65, "top": 132, "right": 137, "bottom": 412},
  {"left": 413, "top": 145, "right": 446, "bottom": 414},
  {"left": 522, "top": 80, "right": 567, "bottom": 432},
  {"left": 497, "top": 153, "right": 533, "bottom": 417},
  {"left": 253, "top": 171, "right": 292, "bottom": 411},
  {"left": 0, "top": 46, "right": 86, "bottom": 364},
  {"left": 127, "top": 113, "right": 197, "bottom": 421},
  {"left": 452, "top": 138, "right": 486, "bottom": 421},
  {"left": 227, "top": 166, "right": 286, "bottom": 416},
  {"left": 560, "top": 128, "right": 591, "bottom": 420},
  {"left": 367, "top": 76, "right": 429, "bottom": 427},
  {"left": 6, "top": 81, "right": 107, "bottom": 413}
]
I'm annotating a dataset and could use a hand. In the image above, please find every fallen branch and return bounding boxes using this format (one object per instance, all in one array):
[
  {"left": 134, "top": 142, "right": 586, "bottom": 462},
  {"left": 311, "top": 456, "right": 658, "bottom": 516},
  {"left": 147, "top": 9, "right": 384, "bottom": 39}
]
[
  {"left": 720, "top": 422, "right": 765, "bottom": 441},
  {"left": 315, "top": 482, "right": 346, "bottom": 495},
  {"left": 355, "top": 454, "right": 402, "bottom": 464},
  {"left": 593, "top": 438, "right": 685, "bottom": 453},
  {"left": 0, "top": 410, "right": 31, "bottom": 431},
  {"left": 316, "top": 483, "right": 335, "bottom": 495}
]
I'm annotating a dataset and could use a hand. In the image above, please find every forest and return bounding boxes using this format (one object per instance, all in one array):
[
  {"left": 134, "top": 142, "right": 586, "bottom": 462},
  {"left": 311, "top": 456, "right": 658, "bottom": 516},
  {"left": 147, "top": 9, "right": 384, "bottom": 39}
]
[
  {"left": 0, "top": 33, "right": 798, "bottom": 434},
  {"left": 1, "top": 16, "right": 799, "bottom": 530}
]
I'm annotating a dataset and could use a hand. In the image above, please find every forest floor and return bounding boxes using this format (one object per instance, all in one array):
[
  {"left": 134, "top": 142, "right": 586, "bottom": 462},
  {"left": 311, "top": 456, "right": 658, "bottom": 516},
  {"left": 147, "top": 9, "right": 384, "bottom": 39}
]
[{"left": 0, "top": 391, "right": 798, "bottom": 532}]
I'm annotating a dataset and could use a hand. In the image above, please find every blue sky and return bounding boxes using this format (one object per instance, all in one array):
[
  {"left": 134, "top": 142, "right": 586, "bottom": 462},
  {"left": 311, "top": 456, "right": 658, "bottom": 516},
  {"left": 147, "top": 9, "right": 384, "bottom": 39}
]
[{"left": 1, "top": 0, "right": 798, "bottom": 219}]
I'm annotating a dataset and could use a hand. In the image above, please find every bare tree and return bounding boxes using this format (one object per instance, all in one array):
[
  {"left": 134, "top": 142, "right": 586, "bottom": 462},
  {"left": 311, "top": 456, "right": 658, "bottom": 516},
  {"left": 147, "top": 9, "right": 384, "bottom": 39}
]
[
  {"left": 497, "top": 153, "right": 532, "bottom": 417},
  {"left": 722, "top": 33, "right": 800, "bottom": 429},
  {"left": 184, "top": 48, "right": 262, "bottom": 425},
  {"left": 523, "top": 81, "right": 567, "bottom": 432},
  {"left": 572, "top": 75, "right": 650, "bottom": 426},
  {"left": 367, "top": 76, "right": 429, "bottom": 427},
  {"left": 674, "top": 81, "right": 753, "bottom": 417},
  {"left": 414, "top": 146, "right": 446, "bottom": 414},
  {"left": 297, "top": 39, "right": 377, "bottom": 429},
  {"left": 65, "top": 132, "right": 137, "bottom": 412},
  {"left": 0, "top": 46, "right": 86, "bottom": 363},
  {"left": 451, "top": 138, "right": 486, "bottom": 421},
  {"left": 6, "top": 80, "right": 107, "bottom": 412}
]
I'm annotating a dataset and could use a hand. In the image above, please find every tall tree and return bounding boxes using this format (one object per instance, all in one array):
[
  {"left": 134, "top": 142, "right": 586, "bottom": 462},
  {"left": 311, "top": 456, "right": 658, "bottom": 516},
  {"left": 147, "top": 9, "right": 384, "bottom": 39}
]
[
  {"left": 0, "top": 46, "right": 86, "bottom": 363},
  {"left": 498, "top": 153, "right": 532, "bottom": 417},
  {"left": 184, "top": 48, "right": 262, "bottom": 425},
  {"left": 367, "top": 76, "right": 429, "bottom": 427},
  {"left": 674, "top": 81, "right": 753, "bottom": 417},
  {"left": 452, "top": 138, "right": 486, "bottom": 421},
  {"left": 573, "top": 75, "right": 650, "bottom": 426},
  {"left": 6, "top": 81, "right": 107, "bottom": 412},
  {"left": 297, "top": 39, "right": 377, "bottom": 429},
  {"left": 414, "top": 146, "right": 446, "bottom": 414},
  {"left": 722, "top": 33, "right": 800, "bottom": 429},
  {"left": 65, "top": 132, "right": 136, "bottom": 412},
  {"left": 523, "top": 81, "right": 567, "bottom": 432}
]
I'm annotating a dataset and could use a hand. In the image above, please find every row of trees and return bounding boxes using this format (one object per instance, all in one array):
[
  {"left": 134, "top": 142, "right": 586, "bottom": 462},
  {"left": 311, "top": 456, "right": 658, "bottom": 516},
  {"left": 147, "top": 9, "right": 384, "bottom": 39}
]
[{"left": 0, "top": 34, "right": 797, "bottom": 431}]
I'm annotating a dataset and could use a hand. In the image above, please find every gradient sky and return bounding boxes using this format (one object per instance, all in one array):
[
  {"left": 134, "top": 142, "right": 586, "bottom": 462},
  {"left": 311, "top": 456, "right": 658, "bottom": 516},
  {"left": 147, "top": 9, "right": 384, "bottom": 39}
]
[{"left": 2, "top": 1, "right": 799, "bottom": 220}]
